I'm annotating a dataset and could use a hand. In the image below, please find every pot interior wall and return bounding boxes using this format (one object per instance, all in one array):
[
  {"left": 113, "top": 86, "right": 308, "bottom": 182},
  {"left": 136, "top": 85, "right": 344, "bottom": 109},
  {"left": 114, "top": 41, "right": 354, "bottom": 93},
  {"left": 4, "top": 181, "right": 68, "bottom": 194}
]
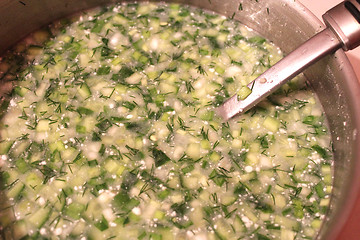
[{"left": 1, "top": 0, "right": 360, "bottom": 239}]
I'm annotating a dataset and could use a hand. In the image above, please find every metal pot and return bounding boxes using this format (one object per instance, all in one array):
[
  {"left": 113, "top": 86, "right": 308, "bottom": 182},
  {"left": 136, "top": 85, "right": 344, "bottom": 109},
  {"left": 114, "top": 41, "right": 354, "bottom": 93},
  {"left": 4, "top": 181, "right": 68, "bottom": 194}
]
[{"left": 1, "top": 0, "right": 360, "bottom": 239}]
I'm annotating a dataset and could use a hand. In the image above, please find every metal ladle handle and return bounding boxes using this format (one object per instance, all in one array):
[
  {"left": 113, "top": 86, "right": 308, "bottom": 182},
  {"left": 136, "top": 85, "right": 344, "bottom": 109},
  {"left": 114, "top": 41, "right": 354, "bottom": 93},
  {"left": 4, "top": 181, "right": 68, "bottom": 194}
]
[{"left": 216, "top": 0, "right": 360, "bottom": 121}]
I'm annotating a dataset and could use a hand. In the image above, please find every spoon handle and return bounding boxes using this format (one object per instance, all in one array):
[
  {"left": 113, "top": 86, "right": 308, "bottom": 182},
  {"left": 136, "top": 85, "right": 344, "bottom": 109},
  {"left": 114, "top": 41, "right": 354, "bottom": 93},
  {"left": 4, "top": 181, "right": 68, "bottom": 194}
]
[{"left": 216, "top": 0, "right": 360, "bottom": 121}]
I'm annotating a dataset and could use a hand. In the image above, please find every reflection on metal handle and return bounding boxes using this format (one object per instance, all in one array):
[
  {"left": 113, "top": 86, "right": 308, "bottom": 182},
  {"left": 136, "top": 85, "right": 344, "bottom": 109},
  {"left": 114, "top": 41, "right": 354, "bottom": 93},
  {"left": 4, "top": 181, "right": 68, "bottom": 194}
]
[
  {"left": 323, "top": 0, "right": 360, "bottom": 51},
  {"left": 217, "top": 0, "right": 360, "bottom": 121}
]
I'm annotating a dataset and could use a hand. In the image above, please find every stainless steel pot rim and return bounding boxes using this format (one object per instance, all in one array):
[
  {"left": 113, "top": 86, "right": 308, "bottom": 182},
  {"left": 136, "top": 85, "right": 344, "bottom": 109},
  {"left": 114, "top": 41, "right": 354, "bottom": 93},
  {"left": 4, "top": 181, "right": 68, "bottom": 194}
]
[
  {"left": 294, "top": 1, "right": 360, "bottom": 238},
  {"left": 1, "top": 1, "right": 360, "bottom": 239}
]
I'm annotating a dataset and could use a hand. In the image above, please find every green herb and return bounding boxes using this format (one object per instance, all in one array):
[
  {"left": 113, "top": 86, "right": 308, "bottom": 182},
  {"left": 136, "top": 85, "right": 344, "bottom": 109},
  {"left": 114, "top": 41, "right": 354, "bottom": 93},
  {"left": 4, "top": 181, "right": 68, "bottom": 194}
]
[
  {"left": 314, "top": 181, "right": 325, "bottom": 198},
  {"left": 97, "top": 66, "right": 111, "bottom": 75},
  {"left": 94, "top": 215, "right": 109, "bottom": 231},
  {"left": 177, "top": 116, "right": 189, "bottom": 131},
  {"left": 113, "top": 191, "right": 140, "bottom": 212},
  {"left": 91, "top": 20, "right": 105, "bottom": 33},
  {"left": 125, "top": 121, "right": 150, "bottom": 136},
  {"left": 118, "top": 66, "right": 134, "bottom": 80},
  {"left": 311, "top": 145, "right": 330, "bottom": 159},
  {"left": 96, "top": 119, "right": 112, "bottom": 132},
  {"left": 181, "top": 165, "right": 194, "bottom": 174},
  {"left": 77, "top": 107, "right": 94, "bottom": 116},
  {"left": 122, "top": 101, "right": 137, "bottom": 111},
  {"left": 209, "top": 169, "right": 230, "bottom": 187},
  {"left": 121, "top": 172, "right": 138, "bottom": 190},
  {"left": 151, "top": 148, "right": 171, "bottom": 167},
  {"left": 195, "top": 65, "right": 207, "bottom": 75}
]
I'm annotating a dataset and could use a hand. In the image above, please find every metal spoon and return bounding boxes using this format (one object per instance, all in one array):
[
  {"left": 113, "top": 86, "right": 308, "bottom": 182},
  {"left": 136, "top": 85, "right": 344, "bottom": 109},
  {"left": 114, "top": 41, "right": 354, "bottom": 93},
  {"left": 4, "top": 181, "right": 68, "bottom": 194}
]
[{"left": 216, "top": 0, "right": 360, "bottom": 121}]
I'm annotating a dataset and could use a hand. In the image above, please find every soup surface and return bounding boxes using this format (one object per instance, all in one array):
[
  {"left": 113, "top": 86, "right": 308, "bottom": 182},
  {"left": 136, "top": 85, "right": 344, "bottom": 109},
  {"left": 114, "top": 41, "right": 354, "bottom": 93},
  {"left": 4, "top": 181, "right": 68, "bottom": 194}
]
[{"left": 0, "top": 3, "right": 333, "bottom": 240}]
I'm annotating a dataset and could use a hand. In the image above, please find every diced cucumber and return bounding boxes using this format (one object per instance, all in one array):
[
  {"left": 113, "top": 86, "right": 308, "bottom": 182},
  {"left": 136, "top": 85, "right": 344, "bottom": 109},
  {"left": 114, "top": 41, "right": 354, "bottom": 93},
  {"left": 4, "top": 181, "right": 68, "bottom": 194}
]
[
  {"left": 221, "top": 195, "right": 236, "bottom": 206},
  {"left": 186, "top": 143, "right": 200, "bottom": 159},
  {"left": 280, "top": 229, "right": 296, "bottom": 240},
  {"left": 25, "top": 172, "right": 42, "bottom": 191},
  {"left": 200, "top": 111, "right": 214, "bottom": 121},
  {"left": 12, "top": 220, "right": 28, "bottom": 239},
  {"left": 6, "top": 181, "right": 25, "bottom": 199},
  {"left": 213, "top": 58, "right": 225, "bottom": 70},
  {"left": 126, "top": 72, "right": 142, "bottom": 85},
  {"left": 233, "top": 215, "right": 245, "bottom": 233},
  {"left": 232, "top": 138, "right": 242, "bottom": 148},
  {"left": 311, "top": 219, "right": 322, "bottom": 229},
  {"left": 200, "top": 140, "right": 211, "bottom": 150},
  {"left": 209, "top": 151, "right": 221, "bottom": 162},
  {"left": 182, "top": 175, "right": 199, "bottom": 189},
  {"left": 237, "top": 86, "right": 252, "bottom": 100},
  {"left": 64, "top": 202, "right": 86, "bottom": 220},
  {"left": 153, "top": 210, "right": 165, "bottom": 220},
  {"left": 78, "top": 83, "right": 91, "bottom": 99},
  {"left": 263, "top": 116, "right": 280, "bottom": 132},
  {"left": 49, "top": 140, "right": 65, "bottom": 152},
  {"left": 76, "top": 116, "right": 96, "bottom": 134},
  {"left": 104, "top": 159, "right": 123, "bottom": 174},
  {"left": 160, "top": 82, "right": 177, "bottom": 94},
  {"left": 70, "top": 220, "right": 86, "bottom": 236},
  {"left": 0, "top": 140, "right": 13, "bottom": 154},
  {"left": 15, "top": 158, "right": 29, "bottom": 173},
  {"left": 242, "top": 205, "right": 258, "bottom": 223},
  {"left": 245, "top": 152, "right": 259, "bottom": 166},
  {"left": 273, "top": 194, "right": 286, "bottom": 208},
  {"left": 28, "top": 208, "right": 51, "bottom": 228},
  {"left": 214, "top": 219, "right": 235, "bottom": 239},
  {"left": 274, "top": 215, "right": 299, "bottom": 231},
  {"left": 14, "top": 86, "right": 29, "bottom": 97},
  {"left": 36, "top": 119, "right": 50, "bottom": 132}
]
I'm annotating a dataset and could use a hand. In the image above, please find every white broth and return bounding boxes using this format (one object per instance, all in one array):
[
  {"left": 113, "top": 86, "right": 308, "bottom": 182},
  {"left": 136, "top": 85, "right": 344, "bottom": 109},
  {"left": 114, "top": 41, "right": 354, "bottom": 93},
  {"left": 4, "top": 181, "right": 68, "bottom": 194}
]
[{"left": 0, "top": 2, "right": 332, "bottom": 239}]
